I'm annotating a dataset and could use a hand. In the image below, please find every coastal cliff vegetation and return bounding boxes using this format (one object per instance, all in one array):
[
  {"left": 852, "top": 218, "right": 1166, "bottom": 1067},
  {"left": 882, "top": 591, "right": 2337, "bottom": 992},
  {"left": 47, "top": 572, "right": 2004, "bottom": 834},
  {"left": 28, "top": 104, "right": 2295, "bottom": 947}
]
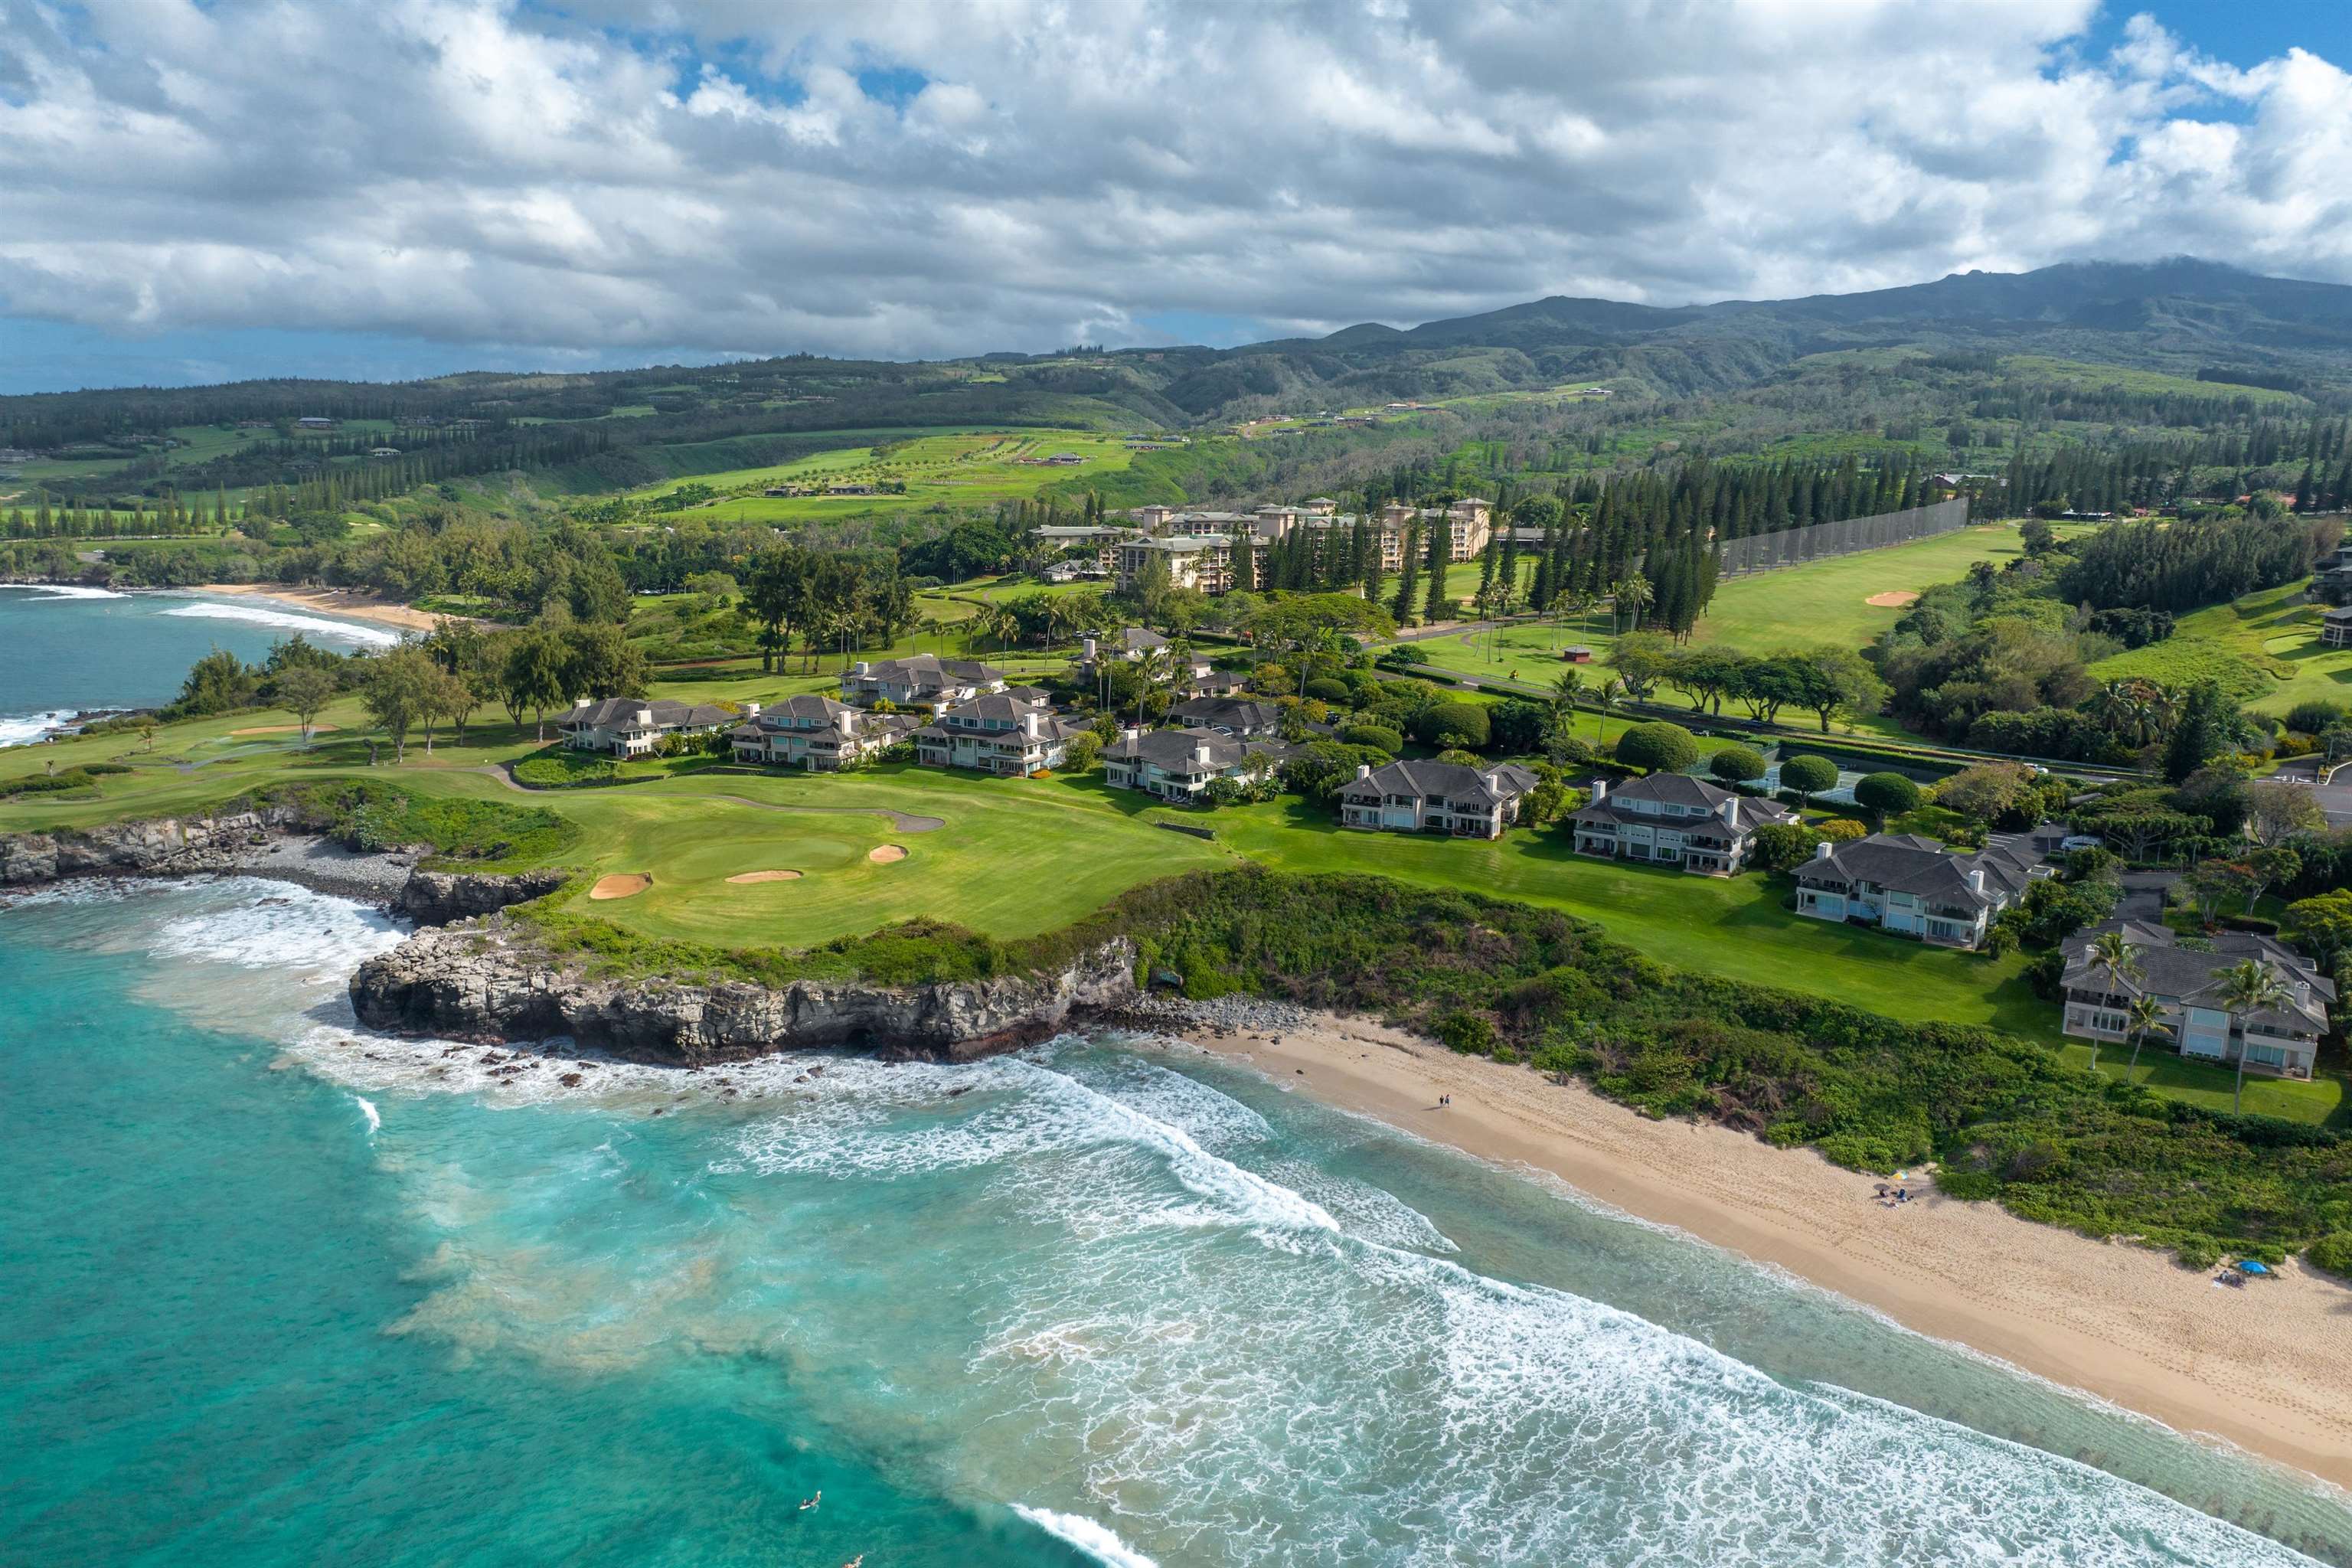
[{"left": 482, "top": 864, "right": 2352, "bottom": 1272}]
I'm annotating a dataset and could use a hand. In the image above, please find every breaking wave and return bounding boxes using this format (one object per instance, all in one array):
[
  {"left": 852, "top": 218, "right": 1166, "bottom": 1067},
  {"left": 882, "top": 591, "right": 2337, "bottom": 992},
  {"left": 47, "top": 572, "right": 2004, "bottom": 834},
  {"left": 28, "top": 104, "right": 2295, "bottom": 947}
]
[
  {"left": 159, "top": 599, "right": 401, "bottom": 646},
  {"left": 1011, "top": 1505, "right": 1160, "bottom": 1567},
  {"left": 43, "top": 881, "right": 2340, "bottom": 1568},
  {"left": 6, "top": 583, "right": 125, "bottom": 599},
  {"left": 0, "top": 709, "right": 80, "bottom": 747}
]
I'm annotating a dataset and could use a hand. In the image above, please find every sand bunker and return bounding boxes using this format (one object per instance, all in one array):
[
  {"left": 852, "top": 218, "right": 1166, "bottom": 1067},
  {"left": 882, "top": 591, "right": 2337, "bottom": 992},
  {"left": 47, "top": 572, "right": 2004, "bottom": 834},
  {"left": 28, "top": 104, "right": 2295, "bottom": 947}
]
[
  {"left": 867, "top": 844, "right": 909, "bottom": 864},
  {"left": 1865, "top": 591, "right": 1920, "bottom": 608},
  {"left": 230, "top": 724, "right": 338, "bottom": 736},
  {"left": 588, "top": 873, "right": 652, "bottom": 900},
  {"left": 724, "top": 869, "right": 803, "bottom": 884}
]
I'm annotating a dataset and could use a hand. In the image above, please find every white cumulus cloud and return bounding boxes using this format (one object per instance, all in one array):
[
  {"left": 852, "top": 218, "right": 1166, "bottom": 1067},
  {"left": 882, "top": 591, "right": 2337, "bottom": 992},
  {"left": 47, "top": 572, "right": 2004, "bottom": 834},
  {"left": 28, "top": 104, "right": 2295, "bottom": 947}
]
[{"left": 2, "top": 0, "right": 2349, "bottom": 379}]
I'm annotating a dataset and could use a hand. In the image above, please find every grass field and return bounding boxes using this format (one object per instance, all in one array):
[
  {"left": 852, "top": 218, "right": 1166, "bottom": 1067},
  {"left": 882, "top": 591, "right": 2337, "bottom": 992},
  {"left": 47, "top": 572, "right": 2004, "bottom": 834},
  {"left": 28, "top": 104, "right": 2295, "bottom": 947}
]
[
  {"left": 622, "top": 430, "right": 1140, "bottom": 522},
  {"left": 1400, "top": 523, "right": 2047, "bottom": 726},
  {"left": 7, "top": 679, "right": 2341, "bottom": 1124},
  {"left": 2001, "top": 355, "right": 2307, "bottom": 405},
  {"left": 2091, "top": 580, "right": 2352, "bottom": 716}
]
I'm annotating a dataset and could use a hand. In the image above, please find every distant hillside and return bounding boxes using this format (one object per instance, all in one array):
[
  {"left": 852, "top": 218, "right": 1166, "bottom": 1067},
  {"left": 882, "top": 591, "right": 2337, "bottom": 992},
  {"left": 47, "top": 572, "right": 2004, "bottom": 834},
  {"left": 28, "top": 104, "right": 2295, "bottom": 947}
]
[
  {"left": 1158, "top": 260, "right": 2352, "bottom": 408},
  {"left": 6, "top": 259, "right": 2348, "bottom": 508}
]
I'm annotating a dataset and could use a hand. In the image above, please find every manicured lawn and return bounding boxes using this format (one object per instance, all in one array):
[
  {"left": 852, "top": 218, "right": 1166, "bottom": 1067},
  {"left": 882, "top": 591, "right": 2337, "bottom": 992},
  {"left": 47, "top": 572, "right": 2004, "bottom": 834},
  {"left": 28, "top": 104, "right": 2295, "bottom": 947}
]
[
  {"left": 2091, "top": 579, "right": 2352, "bottom": 717},
  {"left": 531, "top": 768, "right": 1227, "bottom": 948},
  {"left": 10, "top": 678, "right": 2340, "bottom": 1125},
  {"left": 622, "top": 429, "right": 1138, "bottom": 522},
  {"left": 1401, "top": 523, "right": 2045, "bottom": 684},
  {"left": 1189, "top": 799, "right": 2059, "bottom": 1037}
]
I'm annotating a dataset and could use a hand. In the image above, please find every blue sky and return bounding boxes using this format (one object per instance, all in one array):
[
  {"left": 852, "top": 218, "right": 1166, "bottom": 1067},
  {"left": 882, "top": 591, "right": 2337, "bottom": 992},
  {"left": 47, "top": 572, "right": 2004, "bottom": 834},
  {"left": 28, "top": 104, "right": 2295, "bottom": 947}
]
[{"left": 4, "top": 0, "right": 2350, "bottom": 394}]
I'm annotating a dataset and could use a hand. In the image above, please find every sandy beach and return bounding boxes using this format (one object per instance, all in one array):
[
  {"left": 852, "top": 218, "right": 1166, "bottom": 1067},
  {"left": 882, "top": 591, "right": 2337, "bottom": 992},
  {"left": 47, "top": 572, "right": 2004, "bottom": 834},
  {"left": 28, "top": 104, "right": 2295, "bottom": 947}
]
[
  {"left": 198, "top": 581, "right": 454, "bottom": 633},
  {"left": 1171, "top": 1013, "right": 2352, "bottom": 1490}
]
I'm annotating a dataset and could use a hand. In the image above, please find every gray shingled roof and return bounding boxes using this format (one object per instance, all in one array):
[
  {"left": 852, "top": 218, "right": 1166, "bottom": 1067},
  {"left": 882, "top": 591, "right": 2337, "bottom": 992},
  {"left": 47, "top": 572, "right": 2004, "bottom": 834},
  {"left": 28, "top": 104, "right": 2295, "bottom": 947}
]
[
  {"left": 561, "top": 697, "right": 731, "bottom": 730},
  {"left": 1106, "top": 727, "right": 1291, "bottom": 771},
  {"left": 1168, "top": 696, "right": 1280, "bottom": 733},
  {"left": 857, "top": 654, "right": 1004, "bottom": 683},
  {"left": 1571, "top": 772, "right": 1791, "bottom": 835},
  {"left": 1341, "top": 759, "right": 1537, "bottom": 805},
  {"left": 1795, "top": 831, "right": 2034, "bottom": 909},
  {"left": 2062, "top": 920, "right": 2335, "bottom": 1031}
]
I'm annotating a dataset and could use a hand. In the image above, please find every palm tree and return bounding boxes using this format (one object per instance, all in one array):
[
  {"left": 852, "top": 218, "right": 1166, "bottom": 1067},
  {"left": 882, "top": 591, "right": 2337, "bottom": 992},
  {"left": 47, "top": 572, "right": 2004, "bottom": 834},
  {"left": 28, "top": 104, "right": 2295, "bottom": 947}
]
[
  {"left": 2123, "top": 994, "right": 2167, "bottom": 1078},
  {"left": 2216, "top": 959, "right": 2292, "bottom": 1113},
  {"left": 1613, "top": 574, "right": 1653, "bottom": 634},
  {"left": 1550, "top": 667, "right": 1583, "bottom": 718},
  {"left": 1130, "top": 645, "right": 1168, "bottom": 727},
  {"left": 2086, "top": 681, "right": 2138, "bottom": 741},
  {"left": 1593, "top": 676, "right": 1622, "bottom": 749},
  {"left": 2082, "top": 930, "right": 2141, "bottom": 1077}
]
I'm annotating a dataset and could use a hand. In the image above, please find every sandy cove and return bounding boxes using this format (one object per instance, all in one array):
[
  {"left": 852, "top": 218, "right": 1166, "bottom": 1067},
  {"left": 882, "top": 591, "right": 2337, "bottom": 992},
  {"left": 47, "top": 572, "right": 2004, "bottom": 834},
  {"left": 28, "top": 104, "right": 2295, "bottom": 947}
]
[
  {"left": 197, "top": 582, "right": 454, "bottom": 633},
  {"left": 1170, "top": 1013, "right": 2352, "bottom": 1491}
]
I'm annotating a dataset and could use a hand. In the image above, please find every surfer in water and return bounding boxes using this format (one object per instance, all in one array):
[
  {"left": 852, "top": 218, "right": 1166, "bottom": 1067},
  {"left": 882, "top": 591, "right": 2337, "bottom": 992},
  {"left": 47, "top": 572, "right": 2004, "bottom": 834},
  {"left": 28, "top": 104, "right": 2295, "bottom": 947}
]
[{"left": 799, "top": 1491, "right": 821, "bottom": 1512}]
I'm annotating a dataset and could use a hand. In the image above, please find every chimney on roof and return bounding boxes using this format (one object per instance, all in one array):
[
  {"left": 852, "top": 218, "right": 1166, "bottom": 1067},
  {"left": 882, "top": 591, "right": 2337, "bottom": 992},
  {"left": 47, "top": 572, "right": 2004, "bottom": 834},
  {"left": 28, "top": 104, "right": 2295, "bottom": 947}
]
[
  {"left": 1195, "top": 741, "right": 1214, "bottom": 766},
  {"left": 571, "top": 697, "right": 591, "bottom": 709},
  {"left": 1124, "top": 727, "right": 1142, "bottom": 745},
  {"left": 1356, "top": 763, "right": 1374, "bottom": 779},
  {"left": 853, "top": 660, "right": 871, "bottom": 676},
  {"left": 1591, "top": 779, "right": 1607, "bottom": 800},
  {"left": 1814, "top": 840, "right": 1834, "bottom": 860},
  {"left": 1083, "top": 635, "right": 1098, "bottom": 662},
  {"left": 634, "top": 707, "right": 654, "bottom": 727},
  {"left": 741, "top": 701, "right": 760, "bottom": 720},
  {"left": 1023, "top": 711, "right": 1043, "bottom": 739},
  {"left": 1968, "top": 867, "right": 1987, "bottom": 895},
  {"left": 836, "top": 709, "right": 856, "bottom": 736},
  {"left": 1718, "top": 795, "right": 1737, "bottom": 825}
]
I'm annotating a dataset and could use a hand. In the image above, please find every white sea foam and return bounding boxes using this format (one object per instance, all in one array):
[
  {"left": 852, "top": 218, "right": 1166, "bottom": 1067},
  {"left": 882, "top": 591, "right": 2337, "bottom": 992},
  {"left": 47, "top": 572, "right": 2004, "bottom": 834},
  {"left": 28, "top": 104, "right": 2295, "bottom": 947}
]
[
  {"left": 54, "top": 884, "right": 2325, "bottom": 1566},
  {"left": 159, "top": 599, "right": 401, "bottom": 646},
  {"left": 8, "top": 583, "right": 125, "bottom": 599},
  {"left": 356, "top": 1096, "right": 381, "bottom": 1137},
  {"left": 149, "top": 879, "right": 406, "bottom": 979},
  {"left": 0, "top": 709, "right": 80, "bottom": 747},
  {"left": 1011, "top": 1506, "right": 1159, "bottom": 1568}
]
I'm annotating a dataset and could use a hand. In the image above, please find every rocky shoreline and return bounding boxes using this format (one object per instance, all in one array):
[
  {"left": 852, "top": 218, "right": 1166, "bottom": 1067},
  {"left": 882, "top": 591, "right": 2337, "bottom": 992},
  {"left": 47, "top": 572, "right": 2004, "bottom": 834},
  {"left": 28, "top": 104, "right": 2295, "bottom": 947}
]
[
  {"left": 348, "top": 918, "right": 1140, "bottom": 1065},
  {"left": 0, "top": 808, "right": 562, "bottom": 925}
]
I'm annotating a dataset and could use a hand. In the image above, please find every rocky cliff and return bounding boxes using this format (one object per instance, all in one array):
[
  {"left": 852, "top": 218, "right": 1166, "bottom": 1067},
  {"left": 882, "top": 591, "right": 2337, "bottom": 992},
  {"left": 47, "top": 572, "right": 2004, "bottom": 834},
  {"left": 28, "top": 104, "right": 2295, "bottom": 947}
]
[
  {"left": 0, "top": 807, "right": 292, "bottom": 884},
  {"left": 349, "top": 920, "right": 1139, "bottom": 1064},
  {"left": 397, "top": 868, "right": 570, "bottom": 925}
]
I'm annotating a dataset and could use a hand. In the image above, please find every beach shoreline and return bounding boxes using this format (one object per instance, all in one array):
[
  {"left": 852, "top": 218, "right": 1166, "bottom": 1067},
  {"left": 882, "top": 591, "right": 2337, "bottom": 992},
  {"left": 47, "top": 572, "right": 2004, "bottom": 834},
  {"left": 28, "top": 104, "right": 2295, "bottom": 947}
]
[
  {"left": 1161, "top": 1010, "right": 2352, "bottom": 1491},
  {"left": 194, "top": 581, "right": 454, "bottom": 633}
]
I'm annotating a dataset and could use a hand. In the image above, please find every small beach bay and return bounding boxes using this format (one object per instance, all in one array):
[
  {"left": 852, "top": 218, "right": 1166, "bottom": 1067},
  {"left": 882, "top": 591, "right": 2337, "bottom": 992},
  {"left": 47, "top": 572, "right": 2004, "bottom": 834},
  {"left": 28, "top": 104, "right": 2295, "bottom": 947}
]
[
  {"left": 4, "top": 878, "right": 2349, "bottom": 1566},
  {"left": 0, "top": 583, "right": 399, "bottom": 745}
]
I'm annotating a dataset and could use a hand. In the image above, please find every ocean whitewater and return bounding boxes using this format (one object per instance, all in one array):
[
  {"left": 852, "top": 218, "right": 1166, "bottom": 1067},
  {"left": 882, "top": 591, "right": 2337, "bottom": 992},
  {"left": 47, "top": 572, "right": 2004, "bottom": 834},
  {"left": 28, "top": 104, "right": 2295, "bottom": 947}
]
[{"left": 5, "top": 877, "right": 2351, "bottom": 1566}]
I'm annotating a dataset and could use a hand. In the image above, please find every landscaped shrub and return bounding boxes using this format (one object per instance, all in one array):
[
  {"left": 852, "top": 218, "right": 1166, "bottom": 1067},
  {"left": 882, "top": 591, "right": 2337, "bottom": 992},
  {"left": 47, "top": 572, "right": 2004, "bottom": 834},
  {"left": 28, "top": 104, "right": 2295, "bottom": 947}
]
[
  {"left": 1708, "top": 745, "right": 1766, "bottom": 786},
  {"left": 1817, "top": 817, "right": 1867, "bottom": 842},
  {"left": 1338, "top": 722, "right": 1403, "bottom": 756},
  {"left": 2306, "top": 1230, "right": 2352, "bottom": 1277},
  {"left": 1302, "top": 677, "right": 1351, "bottom": 704},
  {"left": 1412, "top": 701, "right": 1491, "bottom": 750},
  {"left": 514, "top": 751, "right": 621, "bottom": 787},
  {"left": 1853, "top": 772, "right": 1922, "bottom": 818},
  {"left": 1615, "top": 721, "right": 1698, "bottom": 774},
  {"left": 1750, "top": 821, "right": 1823, "bottom": 871},
  {"left": 1779, "top": 753, "right": 1839, "bottom": 804}
]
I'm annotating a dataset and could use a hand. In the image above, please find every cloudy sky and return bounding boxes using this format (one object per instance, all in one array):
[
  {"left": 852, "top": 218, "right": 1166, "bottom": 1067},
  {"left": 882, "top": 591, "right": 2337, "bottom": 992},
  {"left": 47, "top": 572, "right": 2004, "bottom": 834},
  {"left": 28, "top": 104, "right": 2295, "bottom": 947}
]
[{"left": 4, "top": 0, "right": 2350, "bottom": 392}]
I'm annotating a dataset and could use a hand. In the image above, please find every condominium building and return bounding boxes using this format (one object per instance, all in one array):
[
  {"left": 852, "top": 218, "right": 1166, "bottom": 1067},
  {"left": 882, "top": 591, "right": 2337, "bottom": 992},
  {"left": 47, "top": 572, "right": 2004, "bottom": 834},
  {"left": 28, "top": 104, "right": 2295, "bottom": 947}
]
[
  {"left": 910, "top": 694, "right": 1083, "bottom": 776},
  {"left": 2060, "top": 920, "right": 2333, "bottom": 1080},
  {"left": 727, "top": 696, "right": 916, "bottom": 770}
]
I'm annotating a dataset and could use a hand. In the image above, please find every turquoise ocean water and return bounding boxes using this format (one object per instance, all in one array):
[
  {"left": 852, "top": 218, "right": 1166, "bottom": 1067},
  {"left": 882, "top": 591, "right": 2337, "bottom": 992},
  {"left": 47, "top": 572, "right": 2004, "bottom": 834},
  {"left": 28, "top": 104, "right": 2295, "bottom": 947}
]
[
  {"left": 0, "top": 583, "right": 399, "bottom": 745},
  {"left": 5, "top": 878, "right": 2351, "bottom": 1566}
]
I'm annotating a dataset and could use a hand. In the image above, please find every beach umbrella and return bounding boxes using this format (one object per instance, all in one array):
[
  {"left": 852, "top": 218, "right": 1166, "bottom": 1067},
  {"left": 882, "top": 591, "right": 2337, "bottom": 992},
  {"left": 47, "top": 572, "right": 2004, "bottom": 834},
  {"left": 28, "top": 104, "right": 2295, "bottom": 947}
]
[{"left": 2236, "top": 1259, "right": 2273, "bottom": 1276}]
